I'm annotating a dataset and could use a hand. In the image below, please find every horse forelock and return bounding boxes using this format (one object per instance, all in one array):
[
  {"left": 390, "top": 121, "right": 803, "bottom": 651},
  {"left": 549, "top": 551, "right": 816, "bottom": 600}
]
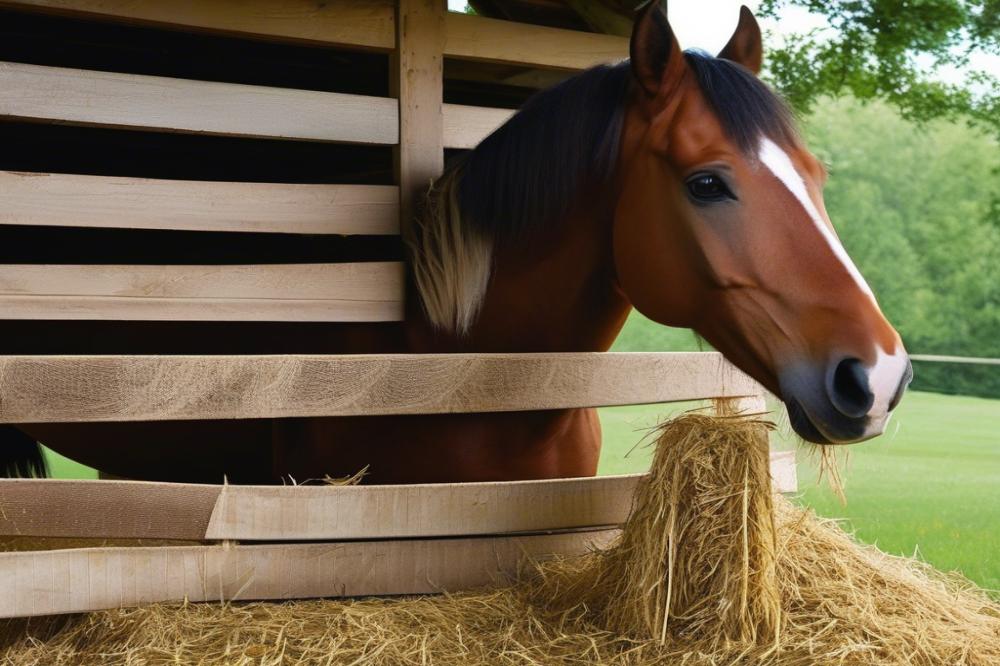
[{"left": 683, "top": 49, "right": 799, "bottom": 154}]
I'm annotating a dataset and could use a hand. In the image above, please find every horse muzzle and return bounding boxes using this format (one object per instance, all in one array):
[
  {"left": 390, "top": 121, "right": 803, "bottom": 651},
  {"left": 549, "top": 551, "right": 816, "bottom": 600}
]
[{"left": 778, "top": 352, "right": 913, "bottom": 444}]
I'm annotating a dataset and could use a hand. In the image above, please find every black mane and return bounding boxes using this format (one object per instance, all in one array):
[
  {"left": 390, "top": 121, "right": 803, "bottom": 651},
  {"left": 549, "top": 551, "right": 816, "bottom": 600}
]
[
  {"left": 456, "top": 61, "right": 631, "bottom": 242},
  {"left": 683, "top": 50, "right": 799, "bottom": 153},
  {"left": 454, "top": 51, "right": 798, "bottom": 242}
]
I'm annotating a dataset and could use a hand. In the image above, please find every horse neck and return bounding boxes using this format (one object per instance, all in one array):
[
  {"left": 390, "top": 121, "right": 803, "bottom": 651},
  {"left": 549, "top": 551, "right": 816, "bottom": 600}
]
[{"left": 407, "top": 198, "right": 632, "bottom": 354}]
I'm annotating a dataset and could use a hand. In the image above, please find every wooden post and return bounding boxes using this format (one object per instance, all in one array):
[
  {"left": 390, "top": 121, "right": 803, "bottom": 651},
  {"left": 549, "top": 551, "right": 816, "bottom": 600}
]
[
  {"left": 393, "top": 0, "right": 445, "bottom": 233},
  {"left": 712, "top": 394, "right": 768, "bottom": 417}
]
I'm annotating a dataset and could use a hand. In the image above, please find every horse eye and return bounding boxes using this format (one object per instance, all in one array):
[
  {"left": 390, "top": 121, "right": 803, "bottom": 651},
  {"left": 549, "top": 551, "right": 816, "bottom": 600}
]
[{"left": 686, "top": 174, "right": 734, "bottom": 203}]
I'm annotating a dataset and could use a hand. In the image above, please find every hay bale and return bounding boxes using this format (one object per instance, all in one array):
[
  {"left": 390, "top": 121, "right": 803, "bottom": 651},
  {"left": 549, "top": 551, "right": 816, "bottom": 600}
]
[{"left": 3, "top": 414, "right": 999, "bottom": 665}]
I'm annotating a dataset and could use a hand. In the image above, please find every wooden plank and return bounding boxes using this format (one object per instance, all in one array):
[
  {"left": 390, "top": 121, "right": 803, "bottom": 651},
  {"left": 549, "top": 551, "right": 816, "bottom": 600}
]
[
  {"left": 443, "top": 103, "right": 513, "bottom": 149},
  {"left": 0, "top": 61, "right": 399, "bottom": 144},
  {"left": 0, "top": 263, "right": 404, "bottom": 322},
  {"left": 444, "top": 12, "right": 628, "bottom": 70},
  {"left": 0, "top": 352, "right": 758, "bottom": 423},
  {"left": 0, "top": 480, "right": 219, "bottom": 541},
  {"left": 769, "top": 450, "right": 798, "bottom": 495},
  {"left": 0, "top": 529, "right": 618, "bottom": 618},
  {"left": 0, "top": 172, "right": 399, "bottom": 235},
  {"left": 395, "top": 0, "right": 446, "bottom": 233},
  {"left": 0, "top": 0, "right": 396, "bottom": 50},
  {"left": 0, "top": 452, "right": 796, "bottom": 542},
  {"left": 0, "top": 477, "right": 630, "bottom": 540},
  {"left": 210, "top": 451, "right": 796, "bottom": 537},
  {"left": 0, "top": 475, "right": 637, "bottom": 541},
  {"left": 0, "top": 2, "right": 627, "bottom": 71}
]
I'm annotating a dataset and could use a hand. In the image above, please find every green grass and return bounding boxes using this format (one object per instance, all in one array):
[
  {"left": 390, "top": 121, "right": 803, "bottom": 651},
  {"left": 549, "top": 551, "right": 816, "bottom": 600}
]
[
  {"left": 596, "top": 390, "right": 1000, "bottom": 591},
  {"left": 43, "top": 446, "right": 98, "bottom": 480}
]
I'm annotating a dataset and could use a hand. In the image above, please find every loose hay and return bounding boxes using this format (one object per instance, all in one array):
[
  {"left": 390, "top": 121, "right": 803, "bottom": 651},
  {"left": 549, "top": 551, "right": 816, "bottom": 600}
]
[{"left": 3, "top": 414, "right": 999, "bottom": 665}]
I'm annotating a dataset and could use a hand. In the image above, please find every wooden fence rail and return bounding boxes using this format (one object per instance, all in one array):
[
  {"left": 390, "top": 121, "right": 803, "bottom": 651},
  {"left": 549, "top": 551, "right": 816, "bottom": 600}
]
[
  {"left": 0, "top": 263, "right": 405, "bottom": 322},
  {"left": 0, "top": 530, "right": 619, "bottom": 618},
  {"left": 0, "top": 172, "right": 400, "bottom": 235},
  {"left": 0, "top": 352, "right": 758, "bottom": 423},
  {"left": 0, "top": 455, "right": 796, "bottom": 542}
]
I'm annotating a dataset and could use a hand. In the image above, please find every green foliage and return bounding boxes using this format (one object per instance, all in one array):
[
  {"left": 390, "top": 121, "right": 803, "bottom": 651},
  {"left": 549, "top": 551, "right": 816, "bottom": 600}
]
[
  {"left": 610, "top": 311, "right": 705, "bottom": 352},
  {"left": 757, "top": 0, "right": 1000, "bottom": 138},
  {"left": 804, "top": 97, "right": 1000, "bottom": 396}
]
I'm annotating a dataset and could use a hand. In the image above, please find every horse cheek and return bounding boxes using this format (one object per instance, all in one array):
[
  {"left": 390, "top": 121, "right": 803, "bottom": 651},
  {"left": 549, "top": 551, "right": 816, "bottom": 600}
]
[{"left": 612, "top": 188, "right": 701, "bottom": 327}]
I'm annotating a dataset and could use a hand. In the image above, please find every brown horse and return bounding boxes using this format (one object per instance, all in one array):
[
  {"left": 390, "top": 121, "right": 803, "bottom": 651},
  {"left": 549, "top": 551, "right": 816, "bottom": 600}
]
[{"left": 3, "top": 4, "right": 911, "bottom": 483}]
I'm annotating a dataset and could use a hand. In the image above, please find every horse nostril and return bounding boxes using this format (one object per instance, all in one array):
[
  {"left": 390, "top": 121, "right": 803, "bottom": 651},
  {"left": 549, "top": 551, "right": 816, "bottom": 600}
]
[{"left": 828, "top": 357, "right": 874, "bottom": 419}]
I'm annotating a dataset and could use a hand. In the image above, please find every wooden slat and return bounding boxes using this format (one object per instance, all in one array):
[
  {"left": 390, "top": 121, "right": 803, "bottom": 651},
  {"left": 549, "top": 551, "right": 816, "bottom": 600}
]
[
  {"left": 0, "top": 0, "right": 396, "bottom": 50},
  {"left": 0, "top": 452, "right": 797, "bottom": 542},
  {"left": 0, "top": 529, "right": 618, "bottom": 618},
  {"left": 395, "top": 0, "right": 445, "bottom": 232},
  {"left": 209, "top": 452, "right": 799, "bottom": 536},
  {"left": 0, "top": 172, "right": 399, "bottom": 235},
  {"left": 0, "top": 475, "right": 636, "bottom": 541},
  {"left": 0, "top": 480, "right": 219, "bottom": 541},
  {"left": 769, "top": 450, "right": 798, "bottom": 495},
  {"left": 0, "top": 352, "right": 758, "bottom": 423},
  {"left": 444, "top": 12, "right": 628, "bottom": 70},
  {"left": 0, "top": 3, "right": 627, "bottom": 71},
  {"left": 443, "top": 103, "right": 513, "bottom": 149},
  {"left": 0, "top": 263, "right": 404, "bottom": 321},
  {"left": 0, "top": 61, "right": 399, "bottom": 144},
  {"left": 0, "top": 66, "right": 519, "bottom": 153}
]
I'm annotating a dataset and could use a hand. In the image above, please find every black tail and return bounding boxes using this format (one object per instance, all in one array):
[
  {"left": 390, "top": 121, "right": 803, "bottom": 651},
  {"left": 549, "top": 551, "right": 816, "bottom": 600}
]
[{"left": 0, "top": 425, "right": 47, "bottom": 478}]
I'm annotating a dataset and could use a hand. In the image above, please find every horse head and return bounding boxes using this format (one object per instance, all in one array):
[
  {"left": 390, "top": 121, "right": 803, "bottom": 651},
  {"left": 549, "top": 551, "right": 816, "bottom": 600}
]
[{"left": 613, "top": 3, "right": 912, "bottom": 443}]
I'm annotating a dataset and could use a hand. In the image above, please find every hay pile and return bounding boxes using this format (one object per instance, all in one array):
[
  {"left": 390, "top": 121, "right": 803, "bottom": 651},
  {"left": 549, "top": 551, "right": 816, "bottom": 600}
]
[{"left": 3, "top": 414, "right": 999, "bottom": 665}]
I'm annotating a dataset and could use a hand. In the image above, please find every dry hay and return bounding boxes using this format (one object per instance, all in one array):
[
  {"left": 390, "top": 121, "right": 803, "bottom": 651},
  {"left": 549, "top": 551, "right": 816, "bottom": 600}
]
[{"left": 3, "top": 414, "right": 999, "bottom": 665}]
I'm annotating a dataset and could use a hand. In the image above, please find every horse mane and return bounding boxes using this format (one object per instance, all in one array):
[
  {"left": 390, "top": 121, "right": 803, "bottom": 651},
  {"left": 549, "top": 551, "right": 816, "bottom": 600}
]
[
  {"left": 407, "top": 52, "right": 799, "bottom": 335},
  {"left": 683, "top": 50, "right": 799, "bottom": 152}
]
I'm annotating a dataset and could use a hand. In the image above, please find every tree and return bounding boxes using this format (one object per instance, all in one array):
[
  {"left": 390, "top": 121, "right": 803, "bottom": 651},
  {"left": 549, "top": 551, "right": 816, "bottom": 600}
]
[
  {"left": 470, "top": 1, "right": 998, "bottom": 139},
  {"left": 757, "top": 0, "right": 999, "bottom": 138}
]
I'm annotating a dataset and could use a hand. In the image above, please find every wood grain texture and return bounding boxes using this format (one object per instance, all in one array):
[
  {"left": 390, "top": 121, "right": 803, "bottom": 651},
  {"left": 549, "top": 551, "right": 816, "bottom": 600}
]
[
  {"left": 0, "top": 479, "right": 219, "bottom": 540},
  {"left": 395, "top": 0, "right": 445, "bottom": 233},
  {"left": 443, "top": 103, "right": 513, "bottom": 149},
  {"left": 445, "top": 12, "right": 628, "bottom": 70},
  {"left": 0, "top": 529, "right": 618, "bottom": 618},
  {"left": 0, "top": 61, "right": 399, "bottom": 144},
  {"left": 210, "top": 450, "right": 796, "bottom": 538},
  {"left": 0, "top": 263, "right": 404, "bottom": 322},
  {"left": 0, "top": 475, "right": 636, "bottom": 540},
  {"left": 0, "top": 0, "right": 396, "bottom": 50},
  {"left": 0, "top": 452, "right": 796, "bottom": 542},
  {"left": 769, "top": 450, "right": 798, "bottom": 495},
  {"left": 0, "top": 352, "right": 759, "bottom": 423},
  {"left": 0, "top": 171, "right": 399, "bottom": 235}
]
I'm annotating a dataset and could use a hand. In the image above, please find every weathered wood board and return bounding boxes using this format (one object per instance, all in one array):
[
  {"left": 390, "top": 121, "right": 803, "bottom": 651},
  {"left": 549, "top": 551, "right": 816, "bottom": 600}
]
[
  {"left": 0, "top": 529, "right": 619, "bottom": 618},
  {"left": 0, "top": 352, "right": 759, "bottom": 423},
  {"left": 0, "top": 263, "right": 405, "bottom": 322},
  {"left": 0, "top": 172, "right": 400, "bottom": 235}
]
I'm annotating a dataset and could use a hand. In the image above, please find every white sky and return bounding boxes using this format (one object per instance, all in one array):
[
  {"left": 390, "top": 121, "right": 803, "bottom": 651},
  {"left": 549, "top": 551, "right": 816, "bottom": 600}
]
[
  {"left": 446, "top": 0, "right": 822, "bottom": 52},
  {"left": 447, "top": 0, "right": 998, "bottom": 86}
]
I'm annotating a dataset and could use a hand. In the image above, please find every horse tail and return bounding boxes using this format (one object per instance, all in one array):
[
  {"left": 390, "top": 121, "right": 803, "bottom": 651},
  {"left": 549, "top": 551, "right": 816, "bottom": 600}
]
[{"left": 0, "top": 425, "right": 47, "bottom": 478}]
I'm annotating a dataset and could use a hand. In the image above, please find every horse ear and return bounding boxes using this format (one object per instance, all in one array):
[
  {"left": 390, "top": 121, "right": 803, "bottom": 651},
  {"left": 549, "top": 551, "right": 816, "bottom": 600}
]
[
  {"left": 630, "top": 0, "right": 683, "bottom": 97},
  {"left": 718, "top": 6, "right": 763, "bottom": 74}
]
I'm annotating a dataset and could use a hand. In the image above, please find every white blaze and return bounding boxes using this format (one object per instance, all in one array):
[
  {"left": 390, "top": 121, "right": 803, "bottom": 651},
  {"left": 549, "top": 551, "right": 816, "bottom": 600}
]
[
  {"left": 757, "top": 137, "right": 910, "bottom": 431},
  {"left": 756, "top": 137, "right": 875, "bottom": 300}
]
